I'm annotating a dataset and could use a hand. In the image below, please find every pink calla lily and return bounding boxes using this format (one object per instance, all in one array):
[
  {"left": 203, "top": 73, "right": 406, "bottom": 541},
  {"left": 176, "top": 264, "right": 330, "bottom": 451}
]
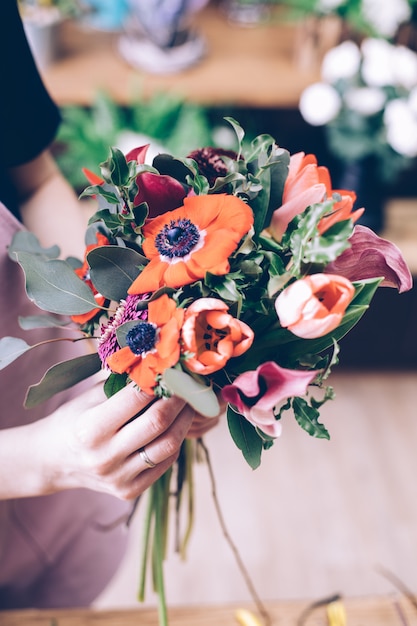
[
  {"left": 325, "top": 225, "right": 413, "bottom": 293},
  {"left": 222, "top": 361, "right": 317, "bottom": 438}
]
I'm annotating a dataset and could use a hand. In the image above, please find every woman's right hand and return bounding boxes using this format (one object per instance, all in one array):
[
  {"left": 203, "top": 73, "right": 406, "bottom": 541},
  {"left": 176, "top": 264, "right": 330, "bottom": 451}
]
[{"left": 1, "top": 383, "right": 198, "bottom": 501}]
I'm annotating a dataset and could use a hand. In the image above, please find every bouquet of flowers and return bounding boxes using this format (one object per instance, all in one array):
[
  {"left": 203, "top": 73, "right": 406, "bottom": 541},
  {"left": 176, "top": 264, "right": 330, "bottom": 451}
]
[{"left": 1, "top": 118, "right": 412, "bottom": 625}]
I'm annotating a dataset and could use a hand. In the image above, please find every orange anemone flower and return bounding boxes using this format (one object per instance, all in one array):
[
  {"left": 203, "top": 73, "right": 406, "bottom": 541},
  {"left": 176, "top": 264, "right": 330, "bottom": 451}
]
[
  {"left": 181, "top": 298, "right": 254, "bottom": 375},
  {"left": 128, "top": 194, "right": 254, "bottom": 295},
  {"left": 71, "top": 232, "right": 109, "bottom": 325},
  {"left": 106, "top": 294, "right": 184, "bottom": 395},
  {"left": 269, "top": 152, "right": 364, "bottom": 241}
]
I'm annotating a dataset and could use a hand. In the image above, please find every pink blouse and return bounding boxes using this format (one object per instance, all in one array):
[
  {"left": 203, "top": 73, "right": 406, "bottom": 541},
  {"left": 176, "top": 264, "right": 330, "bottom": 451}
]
[{"left": 0, "top": 203, "right": 132, "bottom": 609}]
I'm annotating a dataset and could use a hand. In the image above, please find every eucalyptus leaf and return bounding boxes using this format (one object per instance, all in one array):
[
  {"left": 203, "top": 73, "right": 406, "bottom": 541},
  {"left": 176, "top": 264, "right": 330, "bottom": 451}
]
[
  {"left": 18, "top": 315, "right": 71, "bottom": 330},
  {"left": 8, "top": 231, "right": 60, "bottom": 261},
  {"left": 162, "top": 367, "right": 220, "bottom": 418},
  {"left": 227, "top": 405, "right": 263, "bottom": 469},
  {"left": 0, "top": 337, "right": 32, "bottom": 369},
  {"left": 87, "top": 245, "right": 146, "bottom": 301},
  {"left": 15, "top": 252, "right": 99, "bottom": 315},
  {"left": 25, "top": 352, "right": 102, "bottom": 408}
]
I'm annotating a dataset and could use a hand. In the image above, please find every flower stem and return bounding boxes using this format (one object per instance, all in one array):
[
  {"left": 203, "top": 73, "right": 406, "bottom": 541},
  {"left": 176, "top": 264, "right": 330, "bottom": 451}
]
[
  {"left": 153, "top": 479, "right": 169, "bottom": 626},
  {"left": 198, "top": 438, "right": 272, "bottom": 626}
]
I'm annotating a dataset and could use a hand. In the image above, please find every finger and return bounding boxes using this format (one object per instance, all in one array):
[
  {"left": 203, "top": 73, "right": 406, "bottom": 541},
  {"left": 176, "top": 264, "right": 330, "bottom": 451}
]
[
  {"left": 115, "top": 394, "right": 188, "bottom": 456},
  {"left": 134, "top": 403, "right": 196, "bottom": 467},
  {"left": 186, "top": 412, "right": 221, "bottom": 439},
  {"left": 87, "top": 383, "right": 157, "bottom": 436},
  {"left": 106, "top": 404, "right": 196, "bottom": 498}
]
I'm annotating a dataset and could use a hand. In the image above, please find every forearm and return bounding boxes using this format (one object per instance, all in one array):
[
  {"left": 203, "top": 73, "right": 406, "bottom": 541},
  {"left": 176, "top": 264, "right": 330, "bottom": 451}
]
[
  {"left": 0, "top": 420, "right": 53, "bottom": 499},
  {"left": 8, "top": 150, "right": 89, "bottom": 259}
]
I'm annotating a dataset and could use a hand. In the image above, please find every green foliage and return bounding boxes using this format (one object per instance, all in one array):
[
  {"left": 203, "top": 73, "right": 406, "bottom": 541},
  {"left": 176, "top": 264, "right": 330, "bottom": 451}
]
[
  {"left": 162, "top": 367, "right": 220, "bottom": 418},
  {"left": 56, "top": 91, "right": 214, "bottom": 191},
  {"left": 25, "top": 352, "right": 102, "bottom": 408},
  {"left": 227, "top": 405, "right": 263, "bottom": 470}
]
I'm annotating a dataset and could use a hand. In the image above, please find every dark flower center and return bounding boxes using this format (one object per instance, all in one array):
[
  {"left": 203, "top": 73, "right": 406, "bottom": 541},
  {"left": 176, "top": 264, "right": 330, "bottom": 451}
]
[
  {"left": 126, "top": 322, "right": 157, "bottom": 355},
  {"left": 155, "top": 218, "right": 200, "bottom": 259},
  {"left": 236, "top": 375, "right": 267, "bottom": 407}
]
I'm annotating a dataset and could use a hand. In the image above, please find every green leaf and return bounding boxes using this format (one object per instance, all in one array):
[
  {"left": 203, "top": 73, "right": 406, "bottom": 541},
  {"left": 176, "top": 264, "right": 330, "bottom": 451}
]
[
  {"left": 244, "top": 133, "right": 276, "bottom": 164},
  {"left": 15, "top": 252, "right": 99, "bottom": 315},
  {"left": 88, "top": 209, "right": 122, "bottom": 231},
  {"left": 25, "top": 352, "right": 102, "bottom": 408},
  {"left": 87, "top": 246, "right": 147, "bottom": 301},
  {"left": 100, "top": 147, "right": 130, "bottom": 186},
  {"left": 0, "top": 336, "right": 32, "bottom": 369},
  {"left": 224, "top": 117, "right": 245, "bottom": 155},
  {"left": 292, "top": 397, "right": 330, "bottom": 439},
  {"left": 18, "top": 315, "right": 72, "bottom": 330},
  {"left": 162, "top": 367, "right": 220, "bottom": 418},
  {"left": 81, "top": 185, "right": 120, "bottom": 205},
  {"left": 302, "top": 220, "right": 352, "bottom": 265},
  {"left": 104, "top": 372, "right": 128, "bottom": 398},
  {"left": 227, "top": 405, "right": 263, "bottom": 469},
  {"left": 8, "top": 231, "right": 60, "bottom": 261}
]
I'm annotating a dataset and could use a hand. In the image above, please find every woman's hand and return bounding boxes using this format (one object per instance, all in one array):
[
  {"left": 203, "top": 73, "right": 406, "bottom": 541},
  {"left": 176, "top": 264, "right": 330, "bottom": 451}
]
[{"left": 11, "top": 383, "right": 197, "bottom": 501}]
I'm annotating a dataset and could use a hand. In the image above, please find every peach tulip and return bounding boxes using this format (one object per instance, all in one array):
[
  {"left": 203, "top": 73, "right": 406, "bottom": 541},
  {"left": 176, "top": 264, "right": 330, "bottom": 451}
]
[
  {"left": 181, "top": 298, "right": 254, "bottom": 375},
  {"left": 275, "top": 273, "right": 355, "bottom": 339},
  {"left": 269, "top": 152, "right": 364, "bottom": 241}
]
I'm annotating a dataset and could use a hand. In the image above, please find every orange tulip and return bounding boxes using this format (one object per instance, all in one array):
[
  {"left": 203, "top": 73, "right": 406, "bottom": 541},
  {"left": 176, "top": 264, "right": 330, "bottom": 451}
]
[
  {"left": 181, "top": 298, "right": 254, "bottom": 375},
  {"left": 128, "top": 194, "right": 254, "bottom": 295},
  {"left": 269, "top": 152, "right": 364, "bottom": 241},
  {"left": 275, "top": 273, "right": 355, "bottom": 339},
  {"left": 106, "top": 294, "right": 184, "bottom": 395}
]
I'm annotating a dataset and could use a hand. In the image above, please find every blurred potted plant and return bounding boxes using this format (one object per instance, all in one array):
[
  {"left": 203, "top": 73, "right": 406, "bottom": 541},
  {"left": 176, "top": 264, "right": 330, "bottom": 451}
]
[
  {"left": 54, "top": 90, "right": 215, "bottom": 191},
  {"left": 280, "top": 0, "right": 415, "bottom": 70},
  {"left": 19, "top": 0, "right": 82, "bottom": 70},
  {"left": 299, "top": 37, "right": 417, "bottom": 231}
]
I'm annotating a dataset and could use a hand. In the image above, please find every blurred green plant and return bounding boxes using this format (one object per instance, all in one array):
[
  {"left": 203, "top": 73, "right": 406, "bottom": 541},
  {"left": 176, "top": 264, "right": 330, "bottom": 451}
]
[{"left": 55, "top": 91, "right": 215, "bottom": 191}]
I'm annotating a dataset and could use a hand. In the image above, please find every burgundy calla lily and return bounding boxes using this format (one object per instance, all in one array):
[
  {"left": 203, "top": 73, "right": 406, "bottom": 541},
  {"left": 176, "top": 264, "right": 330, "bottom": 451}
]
[
  {"left": 325, "top": 225, "right": 413, "bottom": 293},
  {"left": 133, "top": 171, "right": 188, "bottom": 218},
  {"left": 125, "top": 144, "right": 150, "bottom": 165},
  {"left": 125, "top": 144, "right": 188, "bottom": 218},
  {"left": 221, "top": 361, "right": 317, "bottom": 438}
]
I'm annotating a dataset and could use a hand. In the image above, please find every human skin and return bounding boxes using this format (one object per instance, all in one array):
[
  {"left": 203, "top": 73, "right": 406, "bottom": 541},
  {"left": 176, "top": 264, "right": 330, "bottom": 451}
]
[{"left": 1, "top": 150, "right": 219, "bottom": 502}]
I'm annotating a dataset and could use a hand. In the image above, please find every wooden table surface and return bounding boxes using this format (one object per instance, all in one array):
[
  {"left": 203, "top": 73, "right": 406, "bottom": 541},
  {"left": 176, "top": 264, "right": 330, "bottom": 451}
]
[
  {"left": 42, "top": 5, "right": 327, "bottom": 108},
  {"left": 0, "top": 596, "right": 415, "bottom": 625}
]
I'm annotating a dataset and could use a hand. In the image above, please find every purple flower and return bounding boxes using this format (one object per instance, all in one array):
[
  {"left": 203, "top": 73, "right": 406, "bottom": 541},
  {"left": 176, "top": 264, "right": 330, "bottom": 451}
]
[
  {"left": 221, "top": 361, "right": 317, "bottom": 438},
  {"left": 98, "top": 294, "right": 149, "bottom": 367},
  {"left": 187, "top": 147, "right": 238, "bottom": 187},
  {"left": 325, "top": 225, "right": 413, "bottom": 293}
]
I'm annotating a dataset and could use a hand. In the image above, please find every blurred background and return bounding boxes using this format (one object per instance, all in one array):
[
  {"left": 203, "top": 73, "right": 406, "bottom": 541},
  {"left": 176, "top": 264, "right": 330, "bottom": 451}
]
[{"left": 19, "top": 0, "right": 417, "bottom": 612}]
